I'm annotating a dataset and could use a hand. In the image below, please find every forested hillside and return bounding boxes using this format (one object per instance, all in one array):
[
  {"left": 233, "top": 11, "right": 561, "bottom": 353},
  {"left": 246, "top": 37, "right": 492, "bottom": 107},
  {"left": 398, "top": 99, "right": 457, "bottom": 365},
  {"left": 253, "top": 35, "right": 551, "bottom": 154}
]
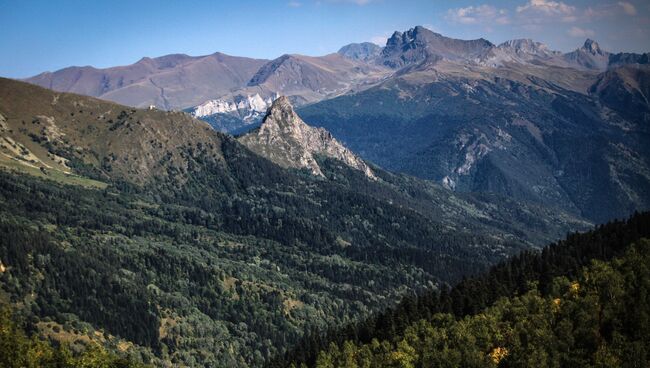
[
  {"left": 307, "top": 238, "right": 650, "bottom": 367},
  {"left": 0, "top": 78, "right": 588, "bottom": 366},
  {"left": 277, "top": 211, "right": 650, "bottom": 367},
  {"left": 0, "top": 299, "right": 147, "bottom": 368}
]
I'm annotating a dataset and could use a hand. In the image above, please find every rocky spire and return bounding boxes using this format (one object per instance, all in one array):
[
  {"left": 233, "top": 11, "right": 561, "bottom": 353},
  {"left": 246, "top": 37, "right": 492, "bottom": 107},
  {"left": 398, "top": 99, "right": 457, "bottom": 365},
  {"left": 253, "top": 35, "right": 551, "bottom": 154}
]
[
  {"left": 583, "top": 39, "right": 604, "bottom": 55},
  {"left": 238, "top": 96, "right": 375, "bottom": 179}
]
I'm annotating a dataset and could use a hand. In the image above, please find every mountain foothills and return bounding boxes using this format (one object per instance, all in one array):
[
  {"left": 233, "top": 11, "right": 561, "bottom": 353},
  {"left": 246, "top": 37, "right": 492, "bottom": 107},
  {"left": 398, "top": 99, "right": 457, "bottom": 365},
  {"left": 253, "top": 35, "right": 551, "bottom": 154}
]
[{"left": 0, "top": 78, "right": 586, "bottom": 367}]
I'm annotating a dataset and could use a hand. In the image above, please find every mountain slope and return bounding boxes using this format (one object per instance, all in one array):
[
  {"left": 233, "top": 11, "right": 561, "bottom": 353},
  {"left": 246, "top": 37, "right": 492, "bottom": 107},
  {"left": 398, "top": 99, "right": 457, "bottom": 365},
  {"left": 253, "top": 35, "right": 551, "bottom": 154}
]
[
  {"left": 244, "top": 53, "right": 388, "bottom": 105},
  {"left": 590, "top": 64, "right": 650, "bottom": 122},
  {"left": 302, "top": 238, "right": 650, "bottom": 367},
  {"left": 24, "top": 52, "right": 268, "bottom": 110},
  {"left": 0, "top": 78, "right": 587, "bottom": 367},
  {"left": 182, "top": 53, "right": 390, "bottom": 133}
]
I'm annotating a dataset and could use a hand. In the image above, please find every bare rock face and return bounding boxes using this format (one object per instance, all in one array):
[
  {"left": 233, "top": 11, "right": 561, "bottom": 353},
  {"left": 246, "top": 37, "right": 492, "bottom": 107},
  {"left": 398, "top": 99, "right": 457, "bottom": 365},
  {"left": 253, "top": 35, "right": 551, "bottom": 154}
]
[{"left": 238, "top": 96, "right": 375, "bottom": 178}]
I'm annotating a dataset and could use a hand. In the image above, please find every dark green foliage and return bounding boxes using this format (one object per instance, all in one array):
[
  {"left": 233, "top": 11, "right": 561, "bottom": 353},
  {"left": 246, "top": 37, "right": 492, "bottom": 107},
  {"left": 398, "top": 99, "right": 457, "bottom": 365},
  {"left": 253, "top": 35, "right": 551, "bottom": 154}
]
[
  {"left": 0, "top": 123, "right": 589, "bottom": 367},
  {"left": 0, "top": 301, "right": 148, "bottom": 368},
  {"left": 307, "top": 239, "right": 650, "bottom": 367},
  {"left": 275, "top": 211, "right": 650, "bottom": 367},
  {"left": 0, "top": 166, "right": 514, "bottom": 367}
]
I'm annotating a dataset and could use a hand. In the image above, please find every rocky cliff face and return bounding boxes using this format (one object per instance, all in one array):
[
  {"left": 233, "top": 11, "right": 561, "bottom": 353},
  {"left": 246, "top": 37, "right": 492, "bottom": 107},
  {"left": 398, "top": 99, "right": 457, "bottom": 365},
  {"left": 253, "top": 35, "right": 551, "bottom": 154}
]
[{"left": 238, "top": 96, "right": 374, "bottom": 178}]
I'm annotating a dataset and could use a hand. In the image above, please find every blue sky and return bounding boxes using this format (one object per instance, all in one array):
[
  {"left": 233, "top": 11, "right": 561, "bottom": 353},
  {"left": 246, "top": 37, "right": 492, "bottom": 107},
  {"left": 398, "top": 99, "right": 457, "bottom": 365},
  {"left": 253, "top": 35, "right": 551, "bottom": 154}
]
[{"left": 1, "top": 0, "right": 649, "bottom": 78}]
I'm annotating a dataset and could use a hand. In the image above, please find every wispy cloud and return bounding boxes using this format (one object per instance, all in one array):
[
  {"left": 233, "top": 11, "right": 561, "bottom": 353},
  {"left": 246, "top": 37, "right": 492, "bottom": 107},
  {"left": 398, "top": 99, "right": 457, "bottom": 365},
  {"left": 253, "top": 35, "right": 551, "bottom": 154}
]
[
  {"left": 568, "top": 26, "right": 595, "bottom": 38},
  {"left": 618, "top": 1, "right": 637, "bottom": 16},
  {"left": 287, "top": 1, "right": 302, "bottom": 7},
  {"left": 446, "top": 4, "right": 509, "bottom": 25},
  {"left": 516, "top": 0, "right": 575, "bottom": 16}
]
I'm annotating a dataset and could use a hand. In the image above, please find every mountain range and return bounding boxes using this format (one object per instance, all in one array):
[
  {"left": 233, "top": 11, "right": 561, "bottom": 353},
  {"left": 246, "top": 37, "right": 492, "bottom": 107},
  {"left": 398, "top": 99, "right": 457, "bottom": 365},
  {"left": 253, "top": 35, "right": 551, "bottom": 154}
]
[
  {"left": 21, "top": 25, "right": 650, "bottom": 222},
  {"left": 298, "top": 28, "right": 650, "bottom": 224}
]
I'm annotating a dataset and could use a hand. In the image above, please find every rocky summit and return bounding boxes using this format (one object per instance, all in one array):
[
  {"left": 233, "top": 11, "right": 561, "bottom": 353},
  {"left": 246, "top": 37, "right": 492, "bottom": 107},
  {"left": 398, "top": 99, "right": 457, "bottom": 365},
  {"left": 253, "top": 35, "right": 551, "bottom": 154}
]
[{"left": 238, "top": 96, "right": 375, "bottom": 178}]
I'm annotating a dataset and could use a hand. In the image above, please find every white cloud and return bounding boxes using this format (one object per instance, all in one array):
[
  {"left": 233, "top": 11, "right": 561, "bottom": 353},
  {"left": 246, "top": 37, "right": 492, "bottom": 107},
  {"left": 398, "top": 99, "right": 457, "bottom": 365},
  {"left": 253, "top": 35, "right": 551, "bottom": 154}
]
[
  {"left": 618, "top": 1, "right": 637, "bottom": 16},
  {"left": 568, "top": 26, "right": 595, "bottom": 37},
  {"left": 287, "top": 1, "right": 301, "bottom": 7},
  {"left": 516, "top": 0, "right": 575, "bottom": 16},
  {"left": 446, "top": 5, "right": 509, "bottom": 25}
]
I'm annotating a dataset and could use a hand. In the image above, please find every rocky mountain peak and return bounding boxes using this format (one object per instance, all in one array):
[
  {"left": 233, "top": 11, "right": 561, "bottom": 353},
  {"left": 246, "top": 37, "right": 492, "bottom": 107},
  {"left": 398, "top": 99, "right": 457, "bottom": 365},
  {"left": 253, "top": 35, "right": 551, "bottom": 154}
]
[
  {"left": 269, "top": 95, "right": 293, "bottom": 112},
  {"left": 563, "top": 38, "right": 610, "bottom": 70},
  {"left": 238, "top": 96, "right": 375, "bottom": 178},
  {"left": 381, "top": 26, "right": 494, "bottom": 68},
  {"left": 583, "top": 39, "right": 604, "bottom": 55}
]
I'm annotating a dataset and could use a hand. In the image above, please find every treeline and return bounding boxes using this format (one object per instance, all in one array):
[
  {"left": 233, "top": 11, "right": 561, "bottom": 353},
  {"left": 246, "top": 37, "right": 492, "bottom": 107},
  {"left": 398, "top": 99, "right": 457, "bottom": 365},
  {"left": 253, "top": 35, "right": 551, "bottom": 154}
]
[{"left": 273, "top": 211, "right": 650, "bottom": 367}]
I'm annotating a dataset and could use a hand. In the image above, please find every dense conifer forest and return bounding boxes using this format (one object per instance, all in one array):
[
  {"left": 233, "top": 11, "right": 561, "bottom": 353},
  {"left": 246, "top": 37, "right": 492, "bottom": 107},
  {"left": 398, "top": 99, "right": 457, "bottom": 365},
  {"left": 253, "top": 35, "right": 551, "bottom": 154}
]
[{"left": 275, "top": 211, "right": 650, "bottom": 367}]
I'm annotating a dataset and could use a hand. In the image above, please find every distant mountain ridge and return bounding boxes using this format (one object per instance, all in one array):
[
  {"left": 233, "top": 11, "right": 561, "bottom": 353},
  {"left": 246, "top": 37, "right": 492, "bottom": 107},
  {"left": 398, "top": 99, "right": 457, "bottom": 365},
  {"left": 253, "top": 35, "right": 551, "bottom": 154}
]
[
  {"left": 380, "top": 26, "right": 495, "bottom": 68},
  {"left": 24, "top": 52, "right": 268, "bottom": 110},
  {"left": 297, "top": 27, "right": 650, "bottom": 224},
  {"left": 22, "top": 25, "right": 649, "bottom": 122}
]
